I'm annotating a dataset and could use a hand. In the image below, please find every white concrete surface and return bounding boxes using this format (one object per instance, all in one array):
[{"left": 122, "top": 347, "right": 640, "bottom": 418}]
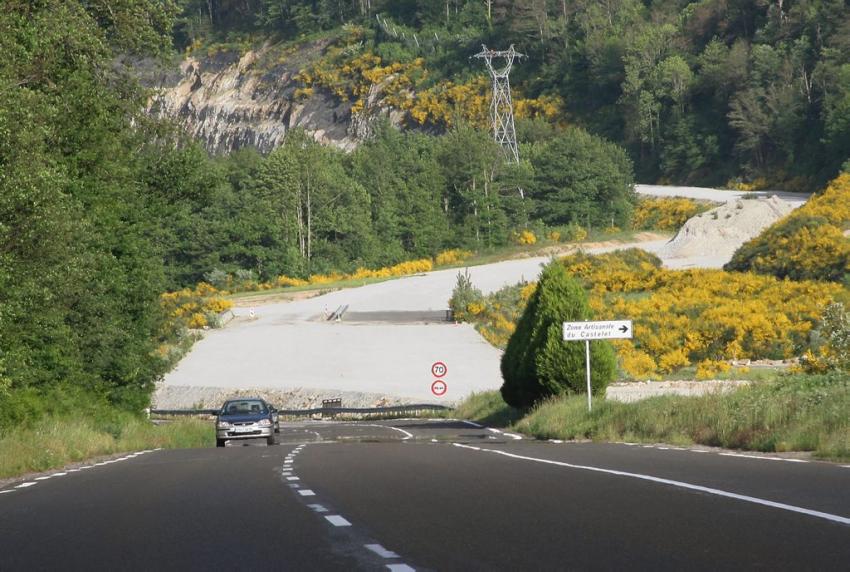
[{"left": 636, "top": 184, "right": 810, "bottom": 207}]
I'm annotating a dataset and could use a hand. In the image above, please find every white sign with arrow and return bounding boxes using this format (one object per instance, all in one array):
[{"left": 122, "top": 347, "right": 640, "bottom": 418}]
[
  {"left": 563, "top": 319, "right": 634, "bottom": 413},
  {"left": 562, "top": 320, "right": 633, "bottom": 341}
]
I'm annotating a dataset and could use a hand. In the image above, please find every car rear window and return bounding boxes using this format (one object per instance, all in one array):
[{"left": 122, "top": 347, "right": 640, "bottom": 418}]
[{"left": 221, "top": 400, "right": 267, "bottom": 415}]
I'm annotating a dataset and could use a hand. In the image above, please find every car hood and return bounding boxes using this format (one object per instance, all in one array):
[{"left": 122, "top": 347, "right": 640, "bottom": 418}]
[{"left": 217, "top": 414, "right": 269, "bottom": 423}]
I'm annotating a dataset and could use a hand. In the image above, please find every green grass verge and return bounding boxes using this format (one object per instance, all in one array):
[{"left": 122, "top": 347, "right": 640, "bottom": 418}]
[
  {"left": 451, "top": 373, "right": 850, "bottom": 461},
  {"left": 0, "top": 388, "right": 214, "bottom": 479},
  {"left": 0, "top": 414, "right": 213, "bottom": 479}
]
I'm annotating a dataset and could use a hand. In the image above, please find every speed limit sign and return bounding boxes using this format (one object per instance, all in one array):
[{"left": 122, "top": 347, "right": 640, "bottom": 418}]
[{"left": 431, "top": 361, "right": 447, "bottom": 378}]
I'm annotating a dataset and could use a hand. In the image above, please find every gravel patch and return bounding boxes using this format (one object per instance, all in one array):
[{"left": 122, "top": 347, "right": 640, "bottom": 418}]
[{"left": 606, "top": 380, "right": 751, "bottom": 403}]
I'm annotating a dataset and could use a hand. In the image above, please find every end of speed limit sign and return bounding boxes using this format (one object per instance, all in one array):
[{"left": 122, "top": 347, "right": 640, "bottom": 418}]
[{"left": 431, "top": 361, "right": 447, "bottom": 378}]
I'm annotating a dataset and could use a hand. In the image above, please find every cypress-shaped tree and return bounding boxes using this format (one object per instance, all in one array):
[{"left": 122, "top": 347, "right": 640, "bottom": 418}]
[{"left": 500, "top": 261, "right": 616, "bottom": 409}]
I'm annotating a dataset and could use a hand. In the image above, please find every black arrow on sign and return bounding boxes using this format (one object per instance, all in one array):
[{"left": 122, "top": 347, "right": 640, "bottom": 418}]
[{"left": 619, "top": 325, "right": 629, "bottom": 333}]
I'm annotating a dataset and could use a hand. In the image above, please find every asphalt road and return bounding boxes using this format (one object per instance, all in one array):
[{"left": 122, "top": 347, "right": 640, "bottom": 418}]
[{"left": 1, "top": 419, "right": 847, "bottom": 571}]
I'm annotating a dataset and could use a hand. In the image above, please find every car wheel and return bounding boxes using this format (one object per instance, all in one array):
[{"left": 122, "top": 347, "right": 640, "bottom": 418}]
[
  {"left": 216, "top": 439, "right": 226, "bottom": 448},
  {"left": 267, "top": 434, "right": 276, "bottom": 446}
]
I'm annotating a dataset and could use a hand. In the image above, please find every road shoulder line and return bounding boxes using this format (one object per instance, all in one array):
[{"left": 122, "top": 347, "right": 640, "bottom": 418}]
[{"left": 452, "top": 443, "right": 850, "bottom": 526}]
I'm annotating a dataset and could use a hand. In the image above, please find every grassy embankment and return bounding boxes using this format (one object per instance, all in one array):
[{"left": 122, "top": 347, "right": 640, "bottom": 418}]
[
  {"left": 451, "top": 372, "right": 850, "bottom": 461},
  {"left": 0, "top": 390, "right": 212, "bottom": 479}
]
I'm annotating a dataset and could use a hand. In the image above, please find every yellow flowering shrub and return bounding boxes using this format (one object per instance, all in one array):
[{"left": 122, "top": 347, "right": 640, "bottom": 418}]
[
  {"left": 276, "top": 275, "right": 309, "bottom": 288},
  {"left": 514, "top": 230, "right": 537, "bottom": 245},
  {"left": 296, "top": 43, "right": 562, "bottom": 130},
  {"left": 456, "top": 249, "right": 846, "bottom": 378},
  {"left": 632, "top": 197, "right": 710, "bottom": 231},
  {"left": 695, "top": 359, "right": 732, "bottom": 379},
  {"left": 547, "top": 230, "right": 561, "bottom": 242},
  {"left": 727, "top": 173, "right": 850, "bottom": 281},
  {"left": 435, "top": 249, "right": 473, "bottom": 266}
]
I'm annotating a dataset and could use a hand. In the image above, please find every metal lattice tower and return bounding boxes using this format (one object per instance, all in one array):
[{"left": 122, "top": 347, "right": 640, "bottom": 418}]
[{"left": 474, "top": 44, "right": 524, "bottom": 163}]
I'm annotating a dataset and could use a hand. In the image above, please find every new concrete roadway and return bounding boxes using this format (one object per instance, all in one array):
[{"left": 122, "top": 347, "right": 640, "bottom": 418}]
[{"left": 1, "top": 420, "right": 847, "bottom": 571}]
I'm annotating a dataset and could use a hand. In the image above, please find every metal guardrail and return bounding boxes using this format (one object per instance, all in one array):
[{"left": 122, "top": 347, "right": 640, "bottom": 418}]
[{"left": 149, "top": 403, "right": 450, "bottom": 418}]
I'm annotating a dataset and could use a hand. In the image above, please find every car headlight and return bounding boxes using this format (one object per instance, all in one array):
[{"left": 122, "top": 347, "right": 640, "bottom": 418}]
[
  {"left": 217, "top": 421, "right": 232, "bottom": 429},
  {"left": 258, "top": 419, "right": 272, "bottom": 427}
]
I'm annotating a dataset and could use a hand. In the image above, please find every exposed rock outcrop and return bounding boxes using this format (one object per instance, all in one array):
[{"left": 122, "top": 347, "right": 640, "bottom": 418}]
[{"left": 146, "top": 39, "right": 400, "bottom": 154}]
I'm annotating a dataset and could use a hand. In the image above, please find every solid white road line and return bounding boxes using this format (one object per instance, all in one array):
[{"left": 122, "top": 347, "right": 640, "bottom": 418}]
[
  {"left": 365, "top": 544, "right": 400, "bottom": 559},
  {"left": 298, "top": 489, "right": 316, "bottom": 496},
  {"left": 325, "top": 515, "right": 352, "bottom": 527},
  {"left": 452, "top": 443, "right": 850, "bottom": 526},
  {"left": 0, "top": 490, "right": 14, "bottom": 494}
]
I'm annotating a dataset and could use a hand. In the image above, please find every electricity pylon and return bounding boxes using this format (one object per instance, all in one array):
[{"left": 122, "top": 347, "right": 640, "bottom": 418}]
[{"left": 474, "top": 44, "right": 524, "bottom": 163}]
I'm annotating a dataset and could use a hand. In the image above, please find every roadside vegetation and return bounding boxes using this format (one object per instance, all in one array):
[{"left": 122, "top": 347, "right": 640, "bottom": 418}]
[
  {"left": 452, "top": 372, "right": 850, "bottom": 462},
  {"left": 0, "top": 389, "right": 212, "bottom": 479},
  {"left": 453, "top": 249, "right": 847, "bottom": 379}
]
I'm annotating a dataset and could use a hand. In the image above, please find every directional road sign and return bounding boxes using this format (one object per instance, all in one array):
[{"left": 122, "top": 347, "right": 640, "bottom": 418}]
[{"left": 562, "top": 320, "right": 633, "bottom": 341}]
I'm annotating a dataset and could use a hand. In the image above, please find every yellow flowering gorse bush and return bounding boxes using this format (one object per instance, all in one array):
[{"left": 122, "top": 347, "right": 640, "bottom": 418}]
[
  {"left": 632, "top": 197, "right": 711, "bottom": 231},
  {"left": 455, "top": 249, "right": 846, "bottom": 379},
  {"left": 296, "top": 45, "right": 562, "bottom": 130},
  {"left": 727, "top": 173, "right": 850, "bottom": 281}
]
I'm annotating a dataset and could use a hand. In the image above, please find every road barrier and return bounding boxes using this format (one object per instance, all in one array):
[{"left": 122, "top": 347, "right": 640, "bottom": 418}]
[{"left": 149, "top": 403, "right": 450, "bottom": 419}]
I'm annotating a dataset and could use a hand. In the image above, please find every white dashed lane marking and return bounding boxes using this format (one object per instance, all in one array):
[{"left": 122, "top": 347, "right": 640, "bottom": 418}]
[
  {"left": 365, "top": 544, "right": 400, "bottom": 559},
  {"left": 307, "top": 504, "right": 328, "bottom": 513},
  {"left": 287, "top": 476, "right": 300, "bottom": 481},
  {"left": 15, "top": 482, "right": 37, "bottom": 489},
  {"left": 325, "top": 515, "right": 352, "bottom": 527},
  {"left": 453, "top": 443, "right": 850, "bottom": 526},
  {"left": 386, "top": 564, "right": 416, "bottom": 571},
  {"left": 298, "top": 489, "right": 316, "bottom": 496}
]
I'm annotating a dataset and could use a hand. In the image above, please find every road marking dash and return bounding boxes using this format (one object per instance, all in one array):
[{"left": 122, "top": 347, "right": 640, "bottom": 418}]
[
  {"left": 35, "top": 476, "right": 52, "bottom": 481},
  {"left": 454, "top": 444, "right": 850, "bottom": 527},
  {"left": 657, "top": 447, "right": 670, "bottom": 450},
  {"left": 486, "top": 428, "right": 501, "bottom": 434},
  {"left": 289, "top": 484, "right": 301, "bottom": 489},
  {"left": 461, "top": 420, "right": 484, "bottom": 428},
  {"left": 53, "top": 472, "right": 67, "bottom": 477},
  {"left": 386, "top": 564, "right": 415, "bottom": 571},
  {"left": 298, "top": 489, "right": 316, "bottom": 496},
  {"left": 549, "top": 439, "right": 563, "bottom": 444},
  {"left": 0, "top": 490, "right": 14, "bottom": 494},
  {"left": 307, "top": 504, "right": 328, "bottom": 513},
  {"left": 15, "top": 482, "right": 36, "bottom": 489},
  {"left": 689, "top": 449, "right": 708, "bottom": 453},
  {"left": 325, "top": 515, "right": 351, "bottom": 527},
  {"left": 287, "top": 476, "right": 300, "bottom": 481},
  {"left": 365, "top": 544, "right": 400, "bottom": 559},
  {"left": 282, "top": 472, "right": 292, "bottom": 476},
  {"left": 721, "top": 453, "right": 782, "bottom": 461},
  {"left": 504, "top": 433, "right": 523, "bottom": 440}
]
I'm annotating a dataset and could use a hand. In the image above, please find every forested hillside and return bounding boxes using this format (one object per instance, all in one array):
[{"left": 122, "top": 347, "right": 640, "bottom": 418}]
[{"left": 175, "top": 0, "right": 850, "bottom": 187}]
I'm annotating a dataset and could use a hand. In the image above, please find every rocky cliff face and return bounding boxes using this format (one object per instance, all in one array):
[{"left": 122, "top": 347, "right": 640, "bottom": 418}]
[{"left": 147, "top": 39, "right": 400, "bottom": 154}]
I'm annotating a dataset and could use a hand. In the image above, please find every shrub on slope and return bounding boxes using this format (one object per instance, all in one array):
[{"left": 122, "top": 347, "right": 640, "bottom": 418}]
[{"left": 725, "top": 174, "right": 850, "bottom": 281}]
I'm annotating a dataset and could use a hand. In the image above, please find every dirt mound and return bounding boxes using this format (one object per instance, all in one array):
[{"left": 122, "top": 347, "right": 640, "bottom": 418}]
[{"left": 658, "top": 196, "right": 795, "bottom": 265}]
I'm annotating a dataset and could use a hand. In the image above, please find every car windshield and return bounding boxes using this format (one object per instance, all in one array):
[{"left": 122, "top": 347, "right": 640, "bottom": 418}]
[{"left": 221, "top": 400, "right": 267, "bottom": 416}]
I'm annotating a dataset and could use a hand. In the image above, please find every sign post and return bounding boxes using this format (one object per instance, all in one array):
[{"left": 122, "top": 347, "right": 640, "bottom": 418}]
[{"left": 563, "top": 320, "right": 633, "bottom": 412}]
